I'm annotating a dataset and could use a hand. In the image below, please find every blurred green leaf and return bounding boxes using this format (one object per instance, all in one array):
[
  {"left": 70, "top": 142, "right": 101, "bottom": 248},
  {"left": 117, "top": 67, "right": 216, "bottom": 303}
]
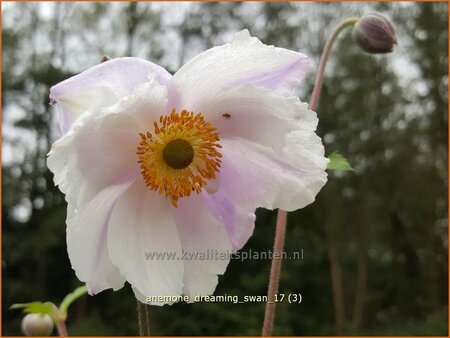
[
  {"left": 327, "top": 151, "right": 354, "bottom": 171},
  {"left": 59, "top": 285, "right": 88, "bottom": 320},
  {"left": 10, "top": 302, "right": 55, "bottom": 317}
]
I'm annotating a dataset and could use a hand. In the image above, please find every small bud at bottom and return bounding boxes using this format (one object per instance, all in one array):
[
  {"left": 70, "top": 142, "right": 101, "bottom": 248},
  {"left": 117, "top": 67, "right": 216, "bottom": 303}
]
[{"left": 21, "top": 313, "right": 54, "bottom": 336}]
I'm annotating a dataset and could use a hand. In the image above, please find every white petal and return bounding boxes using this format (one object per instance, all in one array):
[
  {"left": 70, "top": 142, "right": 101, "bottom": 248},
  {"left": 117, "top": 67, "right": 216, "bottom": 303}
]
[
  {"left": 204, "top": 189, "right": 256, "bottom": 251},
  {"left": 132, "top": 287, "right": 148, "bottom": 304},
  {"left": 108, "top": 181, "right": 184, "bottom": 304},
  {"left": 282, "top": 129, "right": 330, "bottom": 172},
  {"left": 67, "top": 179, "right": 134, "bottom": 295},
  {"left": 171, "top": 195, "right": 232, "bottom": 298},
  {"left": 219, "top": 137, "right": 328, "bottom": 211},
  {"left": 50, "top": 57, "right": 171, "bottom": 134},
  {"left": 47, "top": 80, "right": 168, "bottom": 212},
  {"left": 196, "top": 84, "right": 328, "bottom": 211},
  {"left": 197, "top": 84, "right": 317, "bottom": 154},
  {"left": 170, "top": 30, "right": 309, "bottom": 110}
]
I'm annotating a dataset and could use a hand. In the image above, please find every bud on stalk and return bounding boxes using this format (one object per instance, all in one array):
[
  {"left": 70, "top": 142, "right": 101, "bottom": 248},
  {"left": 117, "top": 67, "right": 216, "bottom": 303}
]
[
  {"left": 353, "top": 13, "right": 397, "bottom": 54},
  {"left": 21, "top": 313, "right": 54, "bottom": 336}
]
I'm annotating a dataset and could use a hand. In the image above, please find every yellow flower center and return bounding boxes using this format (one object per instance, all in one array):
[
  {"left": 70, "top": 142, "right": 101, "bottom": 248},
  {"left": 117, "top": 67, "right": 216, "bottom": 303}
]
[{"left": 136, "top": 109, "right": 222, "bottom": 207}]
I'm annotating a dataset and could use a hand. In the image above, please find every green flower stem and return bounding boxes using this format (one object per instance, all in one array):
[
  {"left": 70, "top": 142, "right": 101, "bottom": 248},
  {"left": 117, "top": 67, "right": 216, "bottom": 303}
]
[
  {"left": 261, "top": 17, "right": 359, "bottom": 337},
  {"left": 137, "top": 301, "right": 150, "bottom": 336}
]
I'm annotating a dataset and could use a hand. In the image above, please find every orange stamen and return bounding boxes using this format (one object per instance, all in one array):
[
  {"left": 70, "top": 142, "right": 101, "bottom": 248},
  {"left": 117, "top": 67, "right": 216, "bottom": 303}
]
[{"left": 136, "top": 109, "right": 222, "bottom": 207}]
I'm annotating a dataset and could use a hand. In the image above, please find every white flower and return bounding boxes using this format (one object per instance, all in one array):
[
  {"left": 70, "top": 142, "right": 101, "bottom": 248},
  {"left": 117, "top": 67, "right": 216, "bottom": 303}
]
[{"left": 47, "top": 30, "right": 328, "bottom": 305}]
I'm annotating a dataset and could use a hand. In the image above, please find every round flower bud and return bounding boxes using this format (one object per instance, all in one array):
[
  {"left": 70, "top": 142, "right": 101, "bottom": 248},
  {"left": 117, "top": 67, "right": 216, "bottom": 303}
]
[
  {"left": 352, "top": 13, "right": 397, "bottom": 54},
  {"left": 21, "top": 313, "right": 54, "bottom": 336}
]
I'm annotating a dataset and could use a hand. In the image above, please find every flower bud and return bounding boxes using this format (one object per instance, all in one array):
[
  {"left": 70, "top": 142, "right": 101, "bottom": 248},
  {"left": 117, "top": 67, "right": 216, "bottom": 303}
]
[
  {"left": 352, "top": 13, "right": 397, "bottom": 54},
  {"left": 21, "top": 313, "right": 54, "bottom": 336}
]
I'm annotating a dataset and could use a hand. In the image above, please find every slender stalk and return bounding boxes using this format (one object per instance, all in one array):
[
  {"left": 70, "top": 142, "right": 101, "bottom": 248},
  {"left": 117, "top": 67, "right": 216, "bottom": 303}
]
[
  {"left": 56, "top": 320, "right": 68, "bottom": 336},
  {"left": 261, "top": 17, "right": 359, "bottom": 337},
  {"left": 136, "top": 301, "right": 150, "bottom": 336},
  {"left": 261, "top": 210, "right": 287, "bottom": 336},
  {"left": 309, "top": 17, "right": 359, "bottom": 111}
]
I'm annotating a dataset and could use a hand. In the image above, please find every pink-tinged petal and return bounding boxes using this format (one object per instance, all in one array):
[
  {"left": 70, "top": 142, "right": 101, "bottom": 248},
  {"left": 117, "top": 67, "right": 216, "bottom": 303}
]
[
  {"left": 108, "top": 181, "right": 184, "bottom": 304},
  {"left": 47, "top": 112, "right": 140, "bottom": 213},
  {"left": 198, "top": 84, "right": 328, "bottom": 207},
  {"left": 98, "top": 78, "right": 170, "bottom": 129},
  {"left": 204, "top": 189, "right": 256, "bottom": 251},
  {"left": 170, "top": 30, "right": 309, "bottom": 110},
  {"left": 198, "top": 84, "right": 317, "bottom": 154},
  {"left": 67, "top": 178, "right": 135, "bottom": 295},
  {"left": 171, "top": 195, "right": 232, "bottom": 298},
  {"left": 47, "top": 79, "right": 168, "bottom": 212},
  {"left": 219, "top": 137, "right": 328, "bottom": 211},
  {"left": 50, "top": 57, "right": 171, "bottom": 134}
]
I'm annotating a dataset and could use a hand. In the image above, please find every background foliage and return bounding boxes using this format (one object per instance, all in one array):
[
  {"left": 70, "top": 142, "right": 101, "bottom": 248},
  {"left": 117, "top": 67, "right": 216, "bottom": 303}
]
[{"left": 2, "top": 2, "right": 448, "bottom": 336}]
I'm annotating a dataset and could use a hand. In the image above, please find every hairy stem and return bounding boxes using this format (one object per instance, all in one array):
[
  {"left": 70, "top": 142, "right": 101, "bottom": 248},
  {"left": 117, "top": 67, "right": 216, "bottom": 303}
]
[
  {"left": 56, "top": 320, "right": 68, "bottom": 336},
  {"left": 261, "top": 17, "right": 359, "bottom": 337},
  {"left": 309, "top": 17, "right": 359, "bottom": 111},
  {"left": 137, "top": 301, "right": 150, "bottom": 336},
  {"left": 262, "top": 210, "right": 287, "bottom": 336}
]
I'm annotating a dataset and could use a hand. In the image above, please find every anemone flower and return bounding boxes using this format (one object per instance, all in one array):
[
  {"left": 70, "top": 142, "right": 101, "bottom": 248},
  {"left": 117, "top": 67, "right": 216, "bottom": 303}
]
[{"left": 47, "top": 30, "right": 328, "bottom": 305}]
